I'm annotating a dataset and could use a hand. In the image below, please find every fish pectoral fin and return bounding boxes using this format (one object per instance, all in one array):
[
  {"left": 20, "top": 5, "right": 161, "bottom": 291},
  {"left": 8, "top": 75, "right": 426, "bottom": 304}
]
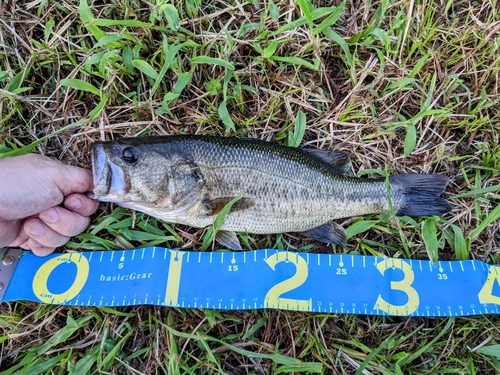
[
  {"left": 301, "top": 149, "right": 350, "bottom": 175},
  {"left": 301, "top": 222, "right": 347, "bottom": 246},
  {"left": 215, "top": 230, "right": 243, "bottom": 250},
  {"left": 203, "top": 197, "right": 255, "bottom": 216}
]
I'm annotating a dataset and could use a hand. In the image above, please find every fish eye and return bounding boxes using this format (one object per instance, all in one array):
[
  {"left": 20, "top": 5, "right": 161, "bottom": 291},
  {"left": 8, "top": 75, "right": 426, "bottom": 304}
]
[{"left": 122, "top": 147, "right": 139, "bottom": 164}]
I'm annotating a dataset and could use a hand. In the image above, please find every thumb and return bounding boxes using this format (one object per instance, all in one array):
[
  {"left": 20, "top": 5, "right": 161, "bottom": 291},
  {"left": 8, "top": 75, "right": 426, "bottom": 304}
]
[
  {"left": 54, "top": 163, "right": 94, "bottom": 195},
  {"left": 0, "top": 219, "right": 21, "bottom": 247}
]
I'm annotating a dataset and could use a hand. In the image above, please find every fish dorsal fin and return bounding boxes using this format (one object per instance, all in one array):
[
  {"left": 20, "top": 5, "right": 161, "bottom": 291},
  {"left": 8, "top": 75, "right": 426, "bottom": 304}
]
[
  {"left": 301, "top": 221, "right": 347, "bottom": 246},
  {"left": 203, "top": 197, "right": 255, "bottom": 216},
  {"left": 215, "top": 230, "right": 243, "bottom": 250},
  {"left": 301, "top": 149, "right": 350, "bottom": 175}
]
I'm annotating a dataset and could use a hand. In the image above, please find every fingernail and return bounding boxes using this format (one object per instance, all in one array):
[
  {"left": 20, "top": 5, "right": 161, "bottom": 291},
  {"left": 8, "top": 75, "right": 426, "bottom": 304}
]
[
  {"left": 31, "top": 241, "right": 43, "bottom": 248},
  {"left": 66, "top": 197, "right": 82, "bottom": 210},
  {"left": 27, "top": 222, "right": 45, "bottom": 236},
  {"left": 40, "top": 208, "right": 59, "bottom": 223}
]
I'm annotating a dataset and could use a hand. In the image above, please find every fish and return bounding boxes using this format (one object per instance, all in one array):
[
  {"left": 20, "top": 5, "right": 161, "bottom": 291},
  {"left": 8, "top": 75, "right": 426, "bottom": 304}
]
[{"left": 90, "top": 135, "right": 452, "bottom": 250}]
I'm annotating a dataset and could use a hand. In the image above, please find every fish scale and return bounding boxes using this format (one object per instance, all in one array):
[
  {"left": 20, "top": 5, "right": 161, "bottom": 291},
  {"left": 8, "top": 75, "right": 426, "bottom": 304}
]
[{"left": 164, "top": 140, "right": 386, "bottom": 233}]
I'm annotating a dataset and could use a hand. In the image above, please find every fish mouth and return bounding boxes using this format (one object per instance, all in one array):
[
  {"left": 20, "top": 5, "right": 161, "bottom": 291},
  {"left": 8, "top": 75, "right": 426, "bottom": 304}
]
[
  {"left": 91, "top": 143, "right": 110, "bottom": 198},
  {"left": 91, "top": 143, "right": 128, "bottom": 201}
]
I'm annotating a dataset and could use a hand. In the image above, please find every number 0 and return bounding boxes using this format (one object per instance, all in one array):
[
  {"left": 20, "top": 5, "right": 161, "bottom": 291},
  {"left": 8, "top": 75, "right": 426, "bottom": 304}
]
[{"left": 33, "top": 254, "right": 89, "bottom": 304}]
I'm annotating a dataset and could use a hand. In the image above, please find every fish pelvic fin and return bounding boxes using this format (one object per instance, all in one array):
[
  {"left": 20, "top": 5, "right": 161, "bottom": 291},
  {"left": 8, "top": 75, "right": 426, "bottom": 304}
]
[
  {"left": 301, "top": 221, "right": 347, "bottom": 246},
  {"left": 390, "top": 174, "right": 452, "bottom": 217},
  {"left": 215, "top": 230, "right": 243, "bottom": 250}
]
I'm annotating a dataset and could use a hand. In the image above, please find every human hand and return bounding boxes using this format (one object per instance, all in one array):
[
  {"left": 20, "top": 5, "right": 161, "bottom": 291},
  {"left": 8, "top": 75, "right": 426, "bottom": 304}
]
[{"left": 0, "top": 154, "right": 99, "bottom": 256}]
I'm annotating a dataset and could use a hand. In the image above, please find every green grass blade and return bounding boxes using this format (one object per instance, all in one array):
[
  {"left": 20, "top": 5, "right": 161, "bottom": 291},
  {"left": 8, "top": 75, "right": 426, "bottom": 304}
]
[
  {"left": 150, "top": 42, "right": 183, "bottom": 99},
  {"left": 422, "top": 217, "right": 438, "bottom": 263},
  {"left": 89, "top": 94, "right": 108, "bottom": 120},
  {"left": 38, "top": 314, "right": 94, "bottom": 355},
  {"left": 16, "top": 353, "right": 67, "bottom": 375},
  {"left": 218, "top": 100, "right": 235, "bottom": 131},
  {"left": 369, "top": 28, "right": 391, "bottom": 49},
  {"left": 60, "top": 78, "right": 100, "bottom": 95},
  {"left": 287, "top": 110, "right": 306, "bottom": 147},
  {"left": 202, "top": 193, "right": 243, "bottom": 251},
  {"left": 100, "top": 330, "right": 133, "bottom": 371},
  {"left": 404, "top": 124, "right": 417, "bottom": 157},
  {"left": 218, "top": 70, "right": 235, "bottom": 131},
  {"left": 132, "top": 60, "right": 159, "bottom": 80},
  {"left": 160, "top": 322, "right": 323, "bottom": 370},
  {"left": 275, "top": 363, "right": 323, "bottom": 373},
  {"left": 262, "top": 41, "right": 279, "bottom": 59},
  {"left": 478, "top": 345, "right": 500, "bottom": 359},
  {"left": 92, "top": 19, "right": 152, "bottom": 27},
  {"left": 191, "top": 56, "right": 235, "bottom": 71},
  {"left": 273, "top": 7, "right": 335, "bottom": 35},
  {"left": 398, "top": 318, "right": 454, "bottom": 366},
  {"left": 452, "top": 224, "right": 468, "bottom": 260},
  {"left": 71, "top": 346, "right": 100, "bottom": 375},
  {"left": 0, "top": 116, "right": 93, "bottom": 159},
  {"left": 268, "top": 56, "right": 320, "bottom": 70},
  {"left": 78, "top": 0, "right": 105, "bottom": 40},
  {"left": 161, "top": 4, "right": 180, "bottom": 30},
  {"left": 451, "top": 184, "right": 500, "bottom": 198},
  {"left": 295, "top": 0, "right": 313, "bottom": 30},
  {"left": 312, "top": 1, "right": 344, "bottom": 35},
  {"left": 92, "top": 34, "right": 125, "bottom": 49},
  {"left": 173, "top": 72, "right": 192, "bottom": 96},
  {"left": 322, "top": 28, "right": 353, "bottom": 67},
  {"left": 6, "top": 70, "right": 26, "bottom": 92},
  {"left": 386, "top": 78, "right": 416, "bottom": 91},
  {"left": 346, "top": 220, "right": 380, "bottom": 238},
  {"left": 44, "top": 18, "right": 55, "bottom": 41},
  {"left": 467, "top": 203, "right": 500, "bottom": 243}
]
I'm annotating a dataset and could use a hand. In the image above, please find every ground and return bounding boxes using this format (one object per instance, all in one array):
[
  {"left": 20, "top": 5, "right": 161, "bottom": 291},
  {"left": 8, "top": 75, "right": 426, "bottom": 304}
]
[{"left": 1, "top": 0, "right": 500, "bottom": 373}]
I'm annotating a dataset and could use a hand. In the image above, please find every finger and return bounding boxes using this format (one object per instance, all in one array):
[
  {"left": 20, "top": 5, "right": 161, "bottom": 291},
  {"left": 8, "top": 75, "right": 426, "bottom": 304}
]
[
  {"left": 64, "top": 193, "right": 100, "bottom": 216},
  {"left": 38, "top": 207, "right": 91, "bottom": 237},
  {"left": 6, "top": 226, "right": 29, "bottom": 248},
  {"left": 0, "top": 155, "right": 93, "bottom": 221},
  {"left": 23, "top": 218, "right": 71, "bottom": 248},
  {"left": 18, "top": 239, "right": 31, "bottom": 250},
  {"left": 55, "top": 164, "right": 94, "bottom": 195},
  {"left": 27, "top": 239, "right": 57, "bottom": 257},
  {"left": 22, "top": 154, "right": 94, "bottom": 195},
  {"left": 0, "top": 219, "right": 22, "bottom": 247}
]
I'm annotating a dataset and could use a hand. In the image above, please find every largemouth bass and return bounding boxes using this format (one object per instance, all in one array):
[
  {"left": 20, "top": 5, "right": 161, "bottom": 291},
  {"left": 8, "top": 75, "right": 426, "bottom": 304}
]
[{"left": 91, "top": 136, "right": 451, "bottom": 249}]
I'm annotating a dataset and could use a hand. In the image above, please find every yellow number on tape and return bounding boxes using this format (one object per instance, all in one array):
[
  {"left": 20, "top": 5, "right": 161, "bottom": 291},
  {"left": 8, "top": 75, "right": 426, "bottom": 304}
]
[
  {"left": 478, "top": 266, "right": 500, "bottom": 305},
  {"left": 33, "top": 254, "right": 89, "bottom": 304},
  {"left": 264, "top": 252, "right": 312, "bottom": 311},
  {"left": 374, "top": 259, "right": 419, "bottom": 315},
  {"left": 165, "top": 250, "right": 185, "bottom": 306}
]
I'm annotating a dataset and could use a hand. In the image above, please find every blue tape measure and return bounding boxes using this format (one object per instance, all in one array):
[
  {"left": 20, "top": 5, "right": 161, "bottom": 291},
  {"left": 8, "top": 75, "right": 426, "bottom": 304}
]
[{"left": 1, "top": 247, "right": 499, "bottom": 316}]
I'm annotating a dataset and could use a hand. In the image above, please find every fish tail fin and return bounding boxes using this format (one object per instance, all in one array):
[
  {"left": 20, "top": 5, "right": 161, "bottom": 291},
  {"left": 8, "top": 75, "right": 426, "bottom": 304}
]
[{"left": 390, "top": 174, "right": 452, "bottom": 217}]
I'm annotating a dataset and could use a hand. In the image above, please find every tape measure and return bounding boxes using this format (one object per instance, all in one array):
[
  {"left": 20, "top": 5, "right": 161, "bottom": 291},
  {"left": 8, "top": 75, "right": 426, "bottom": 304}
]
[{"left": 1, "top": 247, "right": 499, "bottom": 316}]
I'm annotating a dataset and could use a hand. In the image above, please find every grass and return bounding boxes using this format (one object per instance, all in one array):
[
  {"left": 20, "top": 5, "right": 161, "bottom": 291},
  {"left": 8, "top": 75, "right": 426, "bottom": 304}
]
[{"left": 1, "top": 0, "right": 500, "bottom": 373}]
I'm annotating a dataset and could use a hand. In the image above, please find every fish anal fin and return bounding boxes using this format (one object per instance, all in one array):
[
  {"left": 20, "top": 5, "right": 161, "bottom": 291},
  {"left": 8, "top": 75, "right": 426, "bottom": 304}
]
[
  {"left": 301, "top": 149, "right": 350, "bottom": 175},
  {"left": 203, "top": 197, "right": 255, "bottom": 216},
  {"left": 215, "top": 230, "right": 243, "bottom": 250},
  {"left": 301, "top": 222, "right": 347, "bottom": 246}
]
